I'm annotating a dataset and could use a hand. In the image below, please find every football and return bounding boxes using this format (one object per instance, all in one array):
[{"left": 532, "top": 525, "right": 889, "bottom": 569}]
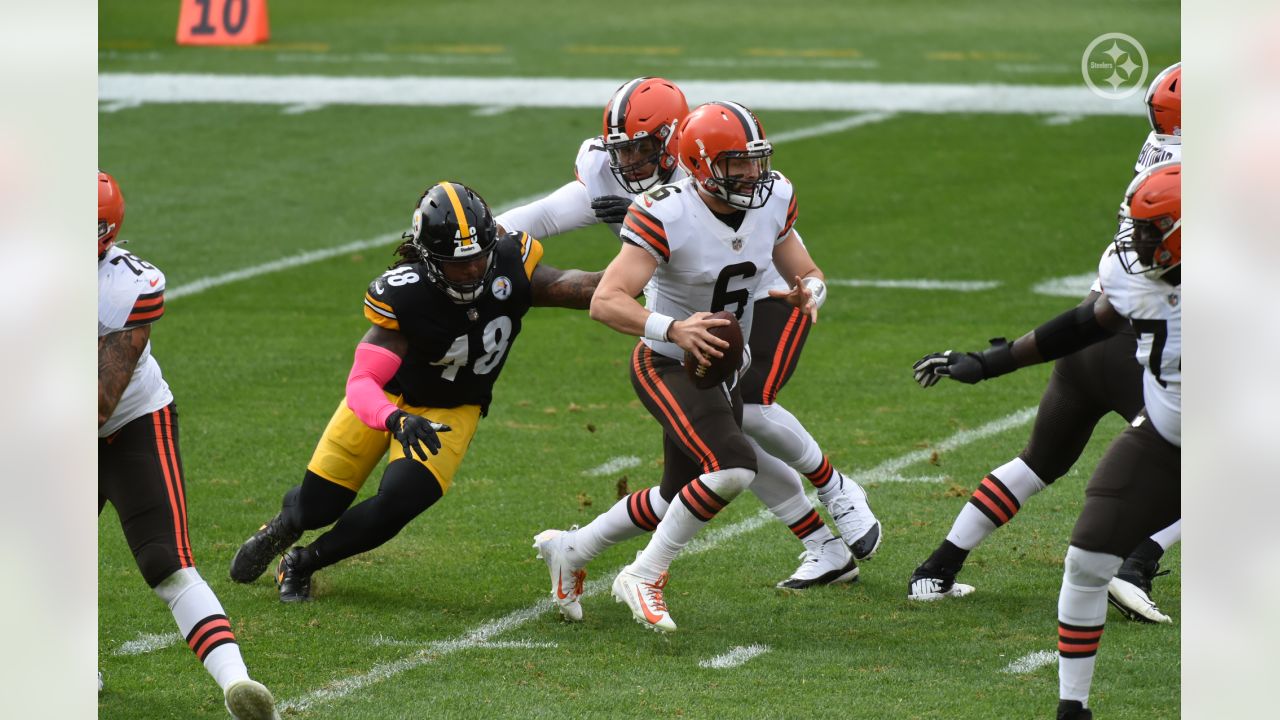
[{"left": 685, "top": 311, "right": 745, "bottom": 389}]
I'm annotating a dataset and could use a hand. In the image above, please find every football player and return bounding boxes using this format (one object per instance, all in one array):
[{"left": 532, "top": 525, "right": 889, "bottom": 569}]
[
  {"left": 228, "top": 182, "right": 602, "bottom": 602},
  {"left": 907, "top": 63, "right": 1182, "bottom": 624},
  {"left": 558, "top": 101, "right": 833, "bottom": 632},
  {"left": 913, "top": 161, "right": 1181, "bottom": 720},
  {"left": 501, "top": 78, "right": 878, "bottom": 613},
  {"left": 98, "top": 171, "right": 279, "bottom": 720}
]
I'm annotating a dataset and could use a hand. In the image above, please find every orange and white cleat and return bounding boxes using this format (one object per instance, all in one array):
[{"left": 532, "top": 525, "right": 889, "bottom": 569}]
[
  {"left": 612, "top": 563, "right": 676, "bottom": 633},
  {"left": 533, "top": 528, "right": 586, "bottom": 622}
]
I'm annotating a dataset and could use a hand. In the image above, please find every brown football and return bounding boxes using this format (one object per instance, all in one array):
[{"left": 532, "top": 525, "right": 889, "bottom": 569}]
[{"left": 684, "top": 311, "right": 745, "bottom": 389}]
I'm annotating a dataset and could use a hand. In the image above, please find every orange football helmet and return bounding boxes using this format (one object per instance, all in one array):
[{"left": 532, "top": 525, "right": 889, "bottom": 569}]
[
  {"left": 1145, "top": 63, "right": 1181, "bottom": 142},
  {"left": 677, "top": 101, "right": 774, "bottom": 209},
  {"left": 98, "top": 170, "right": 125, "bottom": 258},
  {"left": 1116, "top": 160, "right": 1180, "bottom": 274},
  {"left": 602, "top": 77, "right": 689, "bottom": 193}
]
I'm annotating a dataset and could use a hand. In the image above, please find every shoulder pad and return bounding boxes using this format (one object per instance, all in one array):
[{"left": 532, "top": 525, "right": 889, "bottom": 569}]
[{"left": 363, "top": 266, "right": 422, "bottom": 331}]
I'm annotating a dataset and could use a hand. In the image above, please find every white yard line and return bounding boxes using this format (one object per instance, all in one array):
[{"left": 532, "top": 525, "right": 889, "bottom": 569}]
[
  {"left": 112, "top": 632, "right": 181, "bottom": 656},
  {"left": 1000, "top": 649, "right": 1058, "bottom": 674},
  {"left": 768, "top": 112, "right": 894, "bottom": 144},
  {"left": 278, "top": 406, "right": 1037, "bottom": 714},
  {"left": 1031, "top": 272, "right": 1096, "bottom": 298},
  {"left": 99, "top": 73, "right": 1144, "bottom": 116},
  {"left": 827, "top": 278, "right": 1000, "bottom": 292},
  {"left": 581, "top": 456, "right": 643, "bottom": 476},
  {"left": 369, "top": 636, "right": 557, "bottom": 651},
  {"left": 698, "top": 644, "right": 772, "bottom": 669}
]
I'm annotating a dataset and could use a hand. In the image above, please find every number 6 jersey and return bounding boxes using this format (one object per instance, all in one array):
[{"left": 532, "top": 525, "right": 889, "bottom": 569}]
[
  {"left": 620, "top": 173, "right": 799, "bottom": 362},
  {"left": 361, "top": 232, "right": 543, "bottom": 414}
]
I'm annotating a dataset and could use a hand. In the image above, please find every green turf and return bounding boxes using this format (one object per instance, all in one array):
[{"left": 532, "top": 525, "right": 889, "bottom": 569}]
[{"left": 99, "top": 2, "right": 1180, "bottom": 718}]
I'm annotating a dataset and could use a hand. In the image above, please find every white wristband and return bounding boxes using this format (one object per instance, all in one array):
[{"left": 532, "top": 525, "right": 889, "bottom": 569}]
[
  {"left": 644, "top": 312, "right": 675, "bottom": 342},
  {"left": 802, "top": 277, "right": 827, "bottom": 310}
]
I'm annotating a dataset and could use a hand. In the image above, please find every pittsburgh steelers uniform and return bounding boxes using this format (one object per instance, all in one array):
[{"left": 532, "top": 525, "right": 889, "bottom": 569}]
[
  {"left": 98, "top": 246, "right": 193, "bottom": 587},
  {"left": 620, "top": 174, "right": 797, "bottom": 498},
  {"left": 306, "top": 231, "right": 544, "bottom": 496},
  {"left": 1070, "top": 250, "right": 1181, "bottom": 556}
]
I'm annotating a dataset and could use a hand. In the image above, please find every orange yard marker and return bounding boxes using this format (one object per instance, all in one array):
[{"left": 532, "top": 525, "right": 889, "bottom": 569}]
[{"left": 176, "top": 0, "right": 269, "bottom": 46}]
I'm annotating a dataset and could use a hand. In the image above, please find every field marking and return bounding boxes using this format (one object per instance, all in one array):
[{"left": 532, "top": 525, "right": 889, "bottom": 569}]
[
  {"left": 369, "top": 636, "right": 557, "bottom": 651},
  {"left": 698, "top": 644, "right": 772, "bottom": 669},
  {"left": 99, "top": 73, "right": 1145, "bottom": 117},
  {"left": 164, "top": 114, "right": 888, "bottom": 302},
  {"left": 876, "top": 473, "right": 951, "bottom": 483},
  {"left": 1001, "top": 649, "right": 1058, "bottom": 674},
  {"left": 582, "top": 456, "right": 643, "bottom": 476},
  {"left": 1032, "top": 272, "right": 1096, "bottom": 298},
  {"left": 278, "top": 406, "right": 1037, "bottom": 714},
  {"left": 112, "top": 632, "right": 181, "bottom": 656},
  {"left": 827, "top": 278, "right": 999, "bottom": 292}
]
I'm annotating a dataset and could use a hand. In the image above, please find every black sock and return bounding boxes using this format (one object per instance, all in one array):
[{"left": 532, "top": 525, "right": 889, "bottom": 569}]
[
  {"left": 280, "top": 470, "right": 357, "bottom": 532},
  {"left": 925, "top": 540, "right": 970, "bottom": 573}
]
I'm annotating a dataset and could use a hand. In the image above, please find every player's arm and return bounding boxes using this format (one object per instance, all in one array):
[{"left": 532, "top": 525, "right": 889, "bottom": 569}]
[
  {"left": 530, "top": 264, "right": 604, "bottom": 309},
  {"left": 768, "top": 229, "right": 827, "bottom": 323},
  {"left": 98, "top": 326, "right": 150, "bottom": 429},
  {"left": 913, "top": 291, "right": 1128, "bottom": 387},
  {"left": 495, "top": 181, "right": 597, "bottom": 239},
  {"left": 344, "top": 326, "right": 449, "bottom": 459},
  {"left": 588, "top": 243, "right": 729, "bottom": 365}
]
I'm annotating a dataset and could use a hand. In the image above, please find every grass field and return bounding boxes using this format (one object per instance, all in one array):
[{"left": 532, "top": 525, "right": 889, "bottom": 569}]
[{"left": 99, "top": 2, "right": 1180, "bottom": 718}]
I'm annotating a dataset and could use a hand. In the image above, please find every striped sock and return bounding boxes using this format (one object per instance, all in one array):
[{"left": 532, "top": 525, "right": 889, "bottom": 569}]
[
  {"left": 946, "top": 458, "right": 1045, "bottom": 550},
  {"left": 154, "top": 568, "right": 249, "bottom": 691},
  {"left": 803, "top": 455, "right": 835, "bottom": 490},
  {"left": 632, "top": 469, "right": 752, "bottom": 578},
  {"left": 1057, "top": 546, "right": 1122, "bottom": 704},
  {"left": 569, "top": 486, "right": 669, "bottom": 565}
]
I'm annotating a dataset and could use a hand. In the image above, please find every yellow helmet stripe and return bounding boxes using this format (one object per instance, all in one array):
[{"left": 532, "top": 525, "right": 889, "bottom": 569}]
[{"left": 439, "top": 182, "right": 473, "bottom": 246}]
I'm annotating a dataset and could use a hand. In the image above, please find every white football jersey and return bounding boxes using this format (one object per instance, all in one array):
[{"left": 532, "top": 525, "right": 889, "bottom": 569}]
[
  {"left": 98, "top": 246, "right": 173, "bottom": 437},
  {"left": 1098, "top": 247, "right": 1181, "bottom": 446},
  {"left": 620, "top": 173, "right": 799, "bottom": 361}
]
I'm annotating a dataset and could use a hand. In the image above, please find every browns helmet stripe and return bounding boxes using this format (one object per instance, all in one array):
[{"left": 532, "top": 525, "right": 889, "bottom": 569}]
[
  {"left": 606, "top": 77, "right": 647, "bottom": 136},
  {"left": 713, "top": 101, "right": 763, "bottom": 144},
  {"left": 439, "top": 182, "right": 473, "bottom": 247}
]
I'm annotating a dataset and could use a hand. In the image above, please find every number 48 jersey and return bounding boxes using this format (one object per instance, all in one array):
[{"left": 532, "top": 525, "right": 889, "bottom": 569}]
[
  {"left": 620, "top": 173, "right": 799, "bottom": 362},
  {"left": 361, "top": 232, "right": 543, "bottom": 415}
]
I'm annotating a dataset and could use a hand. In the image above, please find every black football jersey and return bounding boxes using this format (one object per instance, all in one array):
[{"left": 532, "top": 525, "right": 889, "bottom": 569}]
[{"left": 361, "top": 232, "right": 544, "bottom": 414}]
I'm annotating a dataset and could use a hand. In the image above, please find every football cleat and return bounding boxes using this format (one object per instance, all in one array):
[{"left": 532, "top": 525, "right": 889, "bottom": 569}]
[
  {"left": 612, "top": 562, "right": 676, "bottom": 633},
  {"left": 230, "top": 515, "right": 302, "bottom": 584},
  {"left": 532, "top": 528, "right": 586, "bottom": 622},
  {"left": 1108, "top": 552, "right": 1173, "bottom": 623},
  {"left": 907, "top": 564, "right": 975, "bottom": 601},
  {"left": 1057, "top": 699, "right": 1093, "bottom": 720},
  {"left": 276, "top": 547, "right": 314, "bottom": 603},
  {"left": 777, "top": 538, "right": 859, "bottom": 589},
  {"left": 224, "top": 679, "right": 280, "bottom": 720},
  {"left": 820, "top": 472, "right": 883, "bottom": 560}
]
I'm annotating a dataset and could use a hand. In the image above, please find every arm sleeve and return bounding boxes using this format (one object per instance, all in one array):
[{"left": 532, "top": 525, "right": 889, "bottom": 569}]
[
  {"left": 494, "top": 181, "right": 596, "bottom": 240},
  {"left": 345, "top": 342, "right": 403, "bottom": 430}
]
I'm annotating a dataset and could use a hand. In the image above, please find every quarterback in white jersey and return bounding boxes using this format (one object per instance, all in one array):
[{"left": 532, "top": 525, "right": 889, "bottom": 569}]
[{"left": 97, "top": 171, "right": 279, "bottom": 719}]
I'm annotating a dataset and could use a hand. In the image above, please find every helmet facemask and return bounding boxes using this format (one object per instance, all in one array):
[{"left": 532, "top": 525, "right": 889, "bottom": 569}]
[
  {"left": 700, "top": 139, "right": 775, "bottom": 210},
  {"left": 408, "top": 192, "right": 498, "bottom": 304},
  {"left": 605, "top": 126, "right": 677, "bottom": 194},
  {"left": 1115, "top": 214, "right": 1180, "bottom": 275}
]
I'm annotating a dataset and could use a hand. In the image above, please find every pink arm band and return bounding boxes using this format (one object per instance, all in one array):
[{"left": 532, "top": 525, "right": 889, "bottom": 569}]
[{"left": 346, "top": 342, "right": 404, "bottom": 430}]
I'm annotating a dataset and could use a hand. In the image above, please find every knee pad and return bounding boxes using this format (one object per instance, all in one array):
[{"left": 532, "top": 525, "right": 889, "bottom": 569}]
[
  {"left": 1064, "top": 545, "right": 1123, "bottom": 588},
  {"left": 152, "top": 567, "right": 203, "bottom": 604},
  {"left": 700, "top": 467, "right": 755, "bottom": 501}
]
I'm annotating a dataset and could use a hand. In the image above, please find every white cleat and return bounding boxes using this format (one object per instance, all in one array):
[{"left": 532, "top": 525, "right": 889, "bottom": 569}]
[
  {"left": 1108, "top": 576, "right": 1173, "bottom": 624},
  {"left": 612, "top": 564, "right": 676, "bottom": 633},
  {"left": 533, "top": 528, "right": 586, "bottom": 622},
  {"left": 821, "top": 472, "right": 883, "bottom": 561},
  {"left": 907, "top": 574, "right": 975, "bottom": 601},
  {"left": 224, "top": 679, "right": 280, "bottom": 720},
  {"left": 777, "top": 538, "right": 860, "bottom": 589}
]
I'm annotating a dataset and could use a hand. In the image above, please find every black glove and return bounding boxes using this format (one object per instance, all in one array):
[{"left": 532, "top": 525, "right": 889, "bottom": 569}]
[
  {"left": 385, "top": 409, "right": 451, "bottom": 461},
  {"left": 590, "top": 195, "right": 632, "bottom": 224},
  {"left": 912, "top": 338, "right": 1016, "bottom": 387}
]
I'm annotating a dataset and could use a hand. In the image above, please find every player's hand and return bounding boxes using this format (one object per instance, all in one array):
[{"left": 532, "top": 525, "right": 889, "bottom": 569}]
[
  {"left": 385, "top": 409, "right": 452, "bottom": 461},
  {"left": 590, "top": 195, "right": 632, "bottom": 224},
  {"left": 912, "top": 339, "right": 1016, "bottom": 387},
  {"left": 668, "top": 312, "right": 731, "bottom": 367},
  {"left": 768, "top": 275, "right": 819, "bottom": 324}
]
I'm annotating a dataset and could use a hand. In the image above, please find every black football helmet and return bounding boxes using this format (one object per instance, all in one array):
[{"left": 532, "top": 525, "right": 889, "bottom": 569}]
[{"left": 408, "top": 181, "right": 499, "bottom": 303}]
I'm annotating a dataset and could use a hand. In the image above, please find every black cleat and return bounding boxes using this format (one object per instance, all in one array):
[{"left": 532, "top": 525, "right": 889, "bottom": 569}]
[
  {"left": 1057, "top": 699, "right": 1093, "bottom": 719},
  {"left": 230, "top": 515, "right": 302, "bottom": 584},
  {"left": 907, "top": 563, "right": 975, "bottom": 601},
  {"left": 276, "top": 547, "right": 315, "bottom": 603},
  {"left": 1107, "top": 539, "right": 1172, "bottom": 623}
]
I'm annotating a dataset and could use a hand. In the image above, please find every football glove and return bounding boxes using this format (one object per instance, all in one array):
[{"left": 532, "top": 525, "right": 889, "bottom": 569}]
[
  {"left": 385, "top": 409, "right": 451, "bottom": 461},
  {"left": 590, "top": 195, "right": 632, "bottom": 224},
  {"left": 912, "top": 338, "right": 1016, "bottom": 387}
]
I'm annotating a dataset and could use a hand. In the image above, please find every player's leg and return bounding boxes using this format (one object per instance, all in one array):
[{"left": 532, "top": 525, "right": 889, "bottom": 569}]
[
  {"left": 611, "top": 342, "right": 758, "bottom": 632},
  {"left": 1108, "top": 518, "right": 1180, "bottom": 623},
  {"left": 909, "top": 335, "right": 1138, "bottom": 600},
  {"left": 102, "top": 404, "right": 278, "bottom": 718},
  {"left": 746, "top": 436, "right": 856, "bottom": 589},
  {"left": 740, "top": 297, "right": 881, "bottom": 558},
  {"left": 274, "top": 404, "right": 478, "bottom": 602},
  {"left": 230, "top": 396, "right": 380, "bottom": 584},
  {"left": 1056, "top": 415, "right": 1180, "bottom": 717}
]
